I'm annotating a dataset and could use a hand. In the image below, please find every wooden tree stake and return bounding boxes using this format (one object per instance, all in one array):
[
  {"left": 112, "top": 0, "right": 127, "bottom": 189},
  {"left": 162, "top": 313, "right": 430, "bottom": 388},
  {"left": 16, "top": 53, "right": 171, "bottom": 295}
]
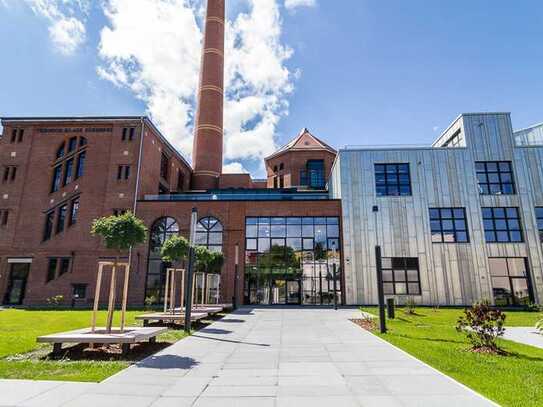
[{"left": 120, "top": 264, "right": 130, "bottom": 333}]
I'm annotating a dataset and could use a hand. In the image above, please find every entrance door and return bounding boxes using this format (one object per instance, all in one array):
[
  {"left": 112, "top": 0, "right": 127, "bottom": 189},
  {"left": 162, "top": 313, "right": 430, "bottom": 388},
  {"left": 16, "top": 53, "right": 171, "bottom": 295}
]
[
  {"left": 3, "top": 263, "right": 30, "bottom": 305},
  {"left": 286, "top": 280, "right": 301, "bottom": 304}
]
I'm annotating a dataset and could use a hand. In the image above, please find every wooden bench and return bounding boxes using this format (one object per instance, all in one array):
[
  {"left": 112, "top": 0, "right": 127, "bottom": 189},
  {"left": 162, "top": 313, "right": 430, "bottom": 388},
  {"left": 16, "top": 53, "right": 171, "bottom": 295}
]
[{"left": 37, "top": 326, "right": 168, "bottom": 355}]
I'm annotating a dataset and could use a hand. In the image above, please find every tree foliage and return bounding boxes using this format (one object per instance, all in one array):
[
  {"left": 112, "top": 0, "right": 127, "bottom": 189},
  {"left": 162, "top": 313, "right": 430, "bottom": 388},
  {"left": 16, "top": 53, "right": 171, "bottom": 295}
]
[
  {"left": 91, "top": 211, "right": 147, "bottom": 251},
  {"left": 195, "top": 246, "right": 224, "bottom": 274},
  {"left": 456, "top": 300, "right": 506, "bottom": 351},
  {"left": 160, "top": 235, "right": 189, "bottom": 263}
]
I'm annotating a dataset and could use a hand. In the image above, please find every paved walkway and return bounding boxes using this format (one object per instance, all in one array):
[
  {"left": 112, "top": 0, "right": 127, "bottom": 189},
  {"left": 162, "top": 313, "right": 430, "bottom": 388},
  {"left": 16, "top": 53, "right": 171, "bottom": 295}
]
[
  {"left": 1, "top": 307, "right": 496, "bottom": 407},
  {"left": 503, "top": 326, "right": 543, "bottom": 350}
]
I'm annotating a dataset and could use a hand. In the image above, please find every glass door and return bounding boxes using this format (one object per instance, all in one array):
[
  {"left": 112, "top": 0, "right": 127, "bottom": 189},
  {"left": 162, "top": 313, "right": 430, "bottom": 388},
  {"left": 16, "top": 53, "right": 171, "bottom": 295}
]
[
  {"left": 286, "top": 280, "right": 301, "bottom": 304},
  {"left": 3, "top": 263, "right": 30, "bottom": 305}
]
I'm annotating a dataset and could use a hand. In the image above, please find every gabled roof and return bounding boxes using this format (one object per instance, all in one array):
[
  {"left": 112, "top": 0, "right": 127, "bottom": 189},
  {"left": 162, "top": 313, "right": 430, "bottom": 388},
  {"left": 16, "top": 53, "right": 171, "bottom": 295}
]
[{"left": 265, "top": 128, "right": 337, "bottom": 160}]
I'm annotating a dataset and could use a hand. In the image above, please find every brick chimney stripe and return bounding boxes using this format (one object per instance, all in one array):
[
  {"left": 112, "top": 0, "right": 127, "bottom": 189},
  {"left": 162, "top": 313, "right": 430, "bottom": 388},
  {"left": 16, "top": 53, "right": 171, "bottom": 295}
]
[
  {"left": 206, "top": 16, "right": 225, "bottom": 25},
  {"left": 199, "top": 85, "right": 224, "bottom": 95},
  {"left": 196, "top": 124, "right": 223, "bottom": 133},
  {"left": 194, "top": 170, "right": 221, "bottom": 176},
  {"left": 203, "top": 48, "right": 224, "bottom": 57}
]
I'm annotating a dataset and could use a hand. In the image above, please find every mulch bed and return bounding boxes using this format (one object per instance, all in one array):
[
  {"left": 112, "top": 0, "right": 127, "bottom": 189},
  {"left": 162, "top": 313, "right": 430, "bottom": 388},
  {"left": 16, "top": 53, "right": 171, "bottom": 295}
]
[{"left": 351, "top": 318, "right": 376, "bottom": 332}]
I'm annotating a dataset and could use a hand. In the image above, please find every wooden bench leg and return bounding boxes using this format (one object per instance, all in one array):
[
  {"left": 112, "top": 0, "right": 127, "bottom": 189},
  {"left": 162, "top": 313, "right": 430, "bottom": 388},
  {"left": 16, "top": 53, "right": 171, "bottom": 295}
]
[
  {"left": 149, "top": 337, "right": 156, "bottom": 344},
  {"left": 121, "top": 343, "right": 130, "bottom": 355},
  {"left": 52, "top": 343, "right": 62, "bottom": 355}
]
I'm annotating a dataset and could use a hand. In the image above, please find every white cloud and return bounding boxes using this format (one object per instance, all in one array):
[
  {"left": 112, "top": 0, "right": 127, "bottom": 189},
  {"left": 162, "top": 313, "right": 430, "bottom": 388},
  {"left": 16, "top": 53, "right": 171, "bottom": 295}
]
[
  {"left": 97, "top": 0, "right": 296, "bottom": 175},
  {"left": 222, "top": 162, "right": 248, "bottom": 174},
  {"left": 21, "top": 0, "right": 89, "bottom": 55},
  {"left": 284, "top": 0, "right": 316, "bottom": 11}
]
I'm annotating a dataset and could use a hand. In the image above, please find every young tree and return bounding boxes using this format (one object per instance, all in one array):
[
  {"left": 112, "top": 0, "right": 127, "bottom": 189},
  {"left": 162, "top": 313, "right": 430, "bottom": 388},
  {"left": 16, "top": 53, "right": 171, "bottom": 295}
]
[
  {"left": 91, "top": 211, "right": 147, "bottom": 332},
  {"left": 160, "top": 235, "right": 190, "bottom": 264},
  {"left": 195, "top": 246, "right": 224, "bottom": 274}
]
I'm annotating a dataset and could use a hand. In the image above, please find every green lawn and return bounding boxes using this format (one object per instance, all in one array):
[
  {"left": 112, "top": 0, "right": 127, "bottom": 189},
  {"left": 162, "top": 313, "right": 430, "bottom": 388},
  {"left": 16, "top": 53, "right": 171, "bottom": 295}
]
[
  {"left": 0, "top": 309, "right": 189, "bottom": 382},
  {"left": 360, "top": 307, "right": 543, "bottom": 407}
]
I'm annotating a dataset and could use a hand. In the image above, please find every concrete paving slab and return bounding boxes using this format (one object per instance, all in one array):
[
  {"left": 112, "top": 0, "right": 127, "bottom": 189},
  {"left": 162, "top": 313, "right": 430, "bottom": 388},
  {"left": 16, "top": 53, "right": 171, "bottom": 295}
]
[
  {"left": 0, "top": 307, "right": 497, "bottom": 407},
  {"left": 503, "top": 326, "right": 543, "bottom": 349}
]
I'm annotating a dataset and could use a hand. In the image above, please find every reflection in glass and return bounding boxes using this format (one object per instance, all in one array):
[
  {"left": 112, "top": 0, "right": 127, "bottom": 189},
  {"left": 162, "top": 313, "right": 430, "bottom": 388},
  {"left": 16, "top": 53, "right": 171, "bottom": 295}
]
[{"left": 244, "top": 216, "right": 341, "bottom": 305}]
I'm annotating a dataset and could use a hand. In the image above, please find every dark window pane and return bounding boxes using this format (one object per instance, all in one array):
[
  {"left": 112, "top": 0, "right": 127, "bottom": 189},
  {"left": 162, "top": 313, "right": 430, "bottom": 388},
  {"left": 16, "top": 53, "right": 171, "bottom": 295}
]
[
  {"left": 429, "top": 209, "right": 440, "bottom": 219},
  {"left": 482, "top": 208, "right": 493, "bottom": 218},
  {"left": 408, "top": 283, "right": 421, "bottom": 295},
  {"left": 59, "top": 258, "right": 70, "bottom": 276},
  {"left": 510, "top": 231, "right": 522, "bottom": 242},
  {"left": 46, "top": 259, "right": 57, "bottom": 282},
  {"left": 494, "top": 208, "right": 505, "bottom": 218},
  {"left": 456, "top": 231, "right": 468, "bottom": 242}
]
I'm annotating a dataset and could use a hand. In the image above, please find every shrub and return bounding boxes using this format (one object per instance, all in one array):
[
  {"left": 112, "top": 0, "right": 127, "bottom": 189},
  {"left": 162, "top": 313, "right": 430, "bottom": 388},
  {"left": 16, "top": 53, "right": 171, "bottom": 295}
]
[
  {"left": 144, "top": 295, "right": 158, "bottom": 309},
  {"left": 46, "top": 295, "right": 64, "bottom": 306},
  {"left": 524, "top": 302, "right": 541, "bottom": 312},
  {"left": 536, "top": 318, "right": 543, "bottom": 335},
  {"left": 404, "top": 296, "right": 416, "bottom": 315},
  {"left": 456, "top": 300, "right": 506, "bottom": 352}
]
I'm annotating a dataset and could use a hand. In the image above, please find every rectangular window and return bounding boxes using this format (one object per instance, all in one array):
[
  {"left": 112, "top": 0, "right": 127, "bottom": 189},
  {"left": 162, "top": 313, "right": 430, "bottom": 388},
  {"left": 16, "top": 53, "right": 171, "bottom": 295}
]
[
  {"left": 63, "top": 158, "right": 74, "bottom": 186},
  {"left": 69, "top": 197, "right": 80, "bottom": 226},
  {"left": 59, "top": 258, "right": 70, "bottom": 276},
  {"left": 72, "top": 284, "right": 87, "bottom": 299},
  {"left": 475, "top": 161, "right": 515, "bottom": 195},
  {"left": 160, "top": 153, "right": 169, "bottom": 180},
  {"left": 129, "top": 127, "right": 135, "bottom": 141},
  {"left": 46, "top": 258, "right": 58, "bottom": 282},
  {"left": 43, "top": 211, "right": 54, "bottom": 241},
  {"left": 482, "top": 207, "right": 523, "bottom": 243},
  {"left": 76, "top": 151, "right": 86, "bottom": 179},
  {"left": 51, "top": 165, "right": 62, "bottom": 192},
  {"left": 11, "top": 129, "right": 17, "bottom": 143},
  {"left": 300, "top": 160, "right": 325, "bottom": 189},
  {"left": 488, "top": 258, "right": 532, "bottom": 306},
  {"left": 0, "top": 209, "right": 8, "bottom": 226},
  {"left": 536, "top": 207, "right": 543, "bottom": 243},
  {"left": 18, "top": 129, "right": 24, "bottom": 143},
  {"left": 382, "top": 257, "right": 421, "bottom": 295},
  {"left": 117, "top": 165, "right": 130, "bottom": 180},
  {"left": 375, "top": 163, "right": 412, "bottom": 196},
  {"left": 429, "top": 208, "right": 469, "bottom": 243},
  {"left": 122, "top": 127, "right": 127, "bottom": 141},
  {"left": 56, "top": 204, "right": 67, "bottom": 234},
  {"left": 177, "top": 172, "right": 184, "bottom": 192},
  {"left": 3, "top": 166, "right": 16, "bottom": 183}
]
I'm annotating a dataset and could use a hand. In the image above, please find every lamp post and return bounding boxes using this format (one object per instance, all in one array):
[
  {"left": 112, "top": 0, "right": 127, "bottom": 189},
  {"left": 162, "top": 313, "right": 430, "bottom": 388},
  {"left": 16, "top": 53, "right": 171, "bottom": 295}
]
[
  {"left": 332, "top": 242, "right": 338, "bottom": 311},
  {"left": 373, "top": 205, "right": 386, "bottom": 333},
  {"left": 233, "top": 243, "right": 239, "bottom": 310},
  {"left": 184, "top": 207, "right": 198, "bottom": 334}
]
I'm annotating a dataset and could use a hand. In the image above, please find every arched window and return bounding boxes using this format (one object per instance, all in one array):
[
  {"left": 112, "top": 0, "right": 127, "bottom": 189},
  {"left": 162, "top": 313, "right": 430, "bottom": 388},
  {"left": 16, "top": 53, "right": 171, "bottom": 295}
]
[
  {"left": 145, "top": 217, "right": 180, "bottom": 304},
  {"left": 51, "top": 136, "right": 87, "bottom": 193},
  {"left": 195, "top": 216, "right": 223, "bottom": 252},
  {"left": 149, "top": 217, "right": 179, "bottom": 258},
  {"left": 56, "top": 142, "right": 65, "bottom": 159}
]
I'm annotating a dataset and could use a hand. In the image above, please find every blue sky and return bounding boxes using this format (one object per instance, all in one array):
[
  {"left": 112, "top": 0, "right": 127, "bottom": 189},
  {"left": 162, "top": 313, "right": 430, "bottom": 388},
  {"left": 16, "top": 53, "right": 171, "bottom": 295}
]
[{"left": 1, "top": 1, "right": 542, "bottom": 176}]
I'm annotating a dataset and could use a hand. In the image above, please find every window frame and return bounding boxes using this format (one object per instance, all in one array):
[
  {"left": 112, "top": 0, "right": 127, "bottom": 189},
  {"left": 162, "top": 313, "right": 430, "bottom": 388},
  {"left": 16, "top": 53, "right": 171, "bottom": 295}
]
[
  {"left": 375, "top": 163, "right": 412, "bottom": 197},
  {"left": 382, "top": 257, "right": 421, "bottom": 296},
  {"left": 475, "top": 161, "right": 516, "bottom": 195},
  {"left": 429, "top": 207, "right": 470, "bottom": 243},
  {"left": 482, "top": 207, "right": 523, "bottom": 243}
]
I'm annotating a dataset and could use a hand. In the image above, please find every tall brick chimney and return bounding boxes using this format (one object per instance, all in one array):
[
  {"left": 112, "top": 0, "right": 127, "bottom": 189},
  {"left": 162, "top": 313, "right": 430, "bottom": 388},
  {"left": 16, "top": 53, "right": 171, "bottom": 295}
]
[{"left": 191, "top": 0, "right": 225, "bottom": 190}]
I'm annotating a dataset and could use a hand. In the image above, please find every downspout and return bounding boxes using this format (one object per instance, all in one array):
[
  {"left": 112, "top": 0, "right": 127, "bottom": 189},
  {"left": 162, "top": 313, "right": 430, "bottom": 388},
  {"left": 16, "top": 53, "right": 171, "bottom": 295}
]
[{"left": 127, "top": 117, "right": 146, "bottom": 281}]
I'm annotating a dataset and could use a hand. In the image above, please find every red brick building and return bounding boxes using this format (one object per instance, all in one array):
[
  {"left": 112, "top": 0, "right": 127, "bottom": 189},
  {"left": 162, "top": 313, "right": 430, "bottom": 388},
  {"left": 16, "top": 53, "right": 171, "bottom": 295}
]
[{"left": 0, "top": 0, "right": 343, "bottom": 307}]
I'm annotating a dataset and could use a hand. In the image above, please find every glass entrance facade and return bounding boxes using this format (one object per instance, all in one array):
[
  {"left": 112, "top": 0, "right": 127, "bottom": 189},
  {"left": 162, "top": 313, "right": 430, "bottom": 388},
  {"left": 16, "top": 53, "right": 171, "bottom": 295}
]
[{"left": 244, "top": 216, "right": 341, "bottom": 305}]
